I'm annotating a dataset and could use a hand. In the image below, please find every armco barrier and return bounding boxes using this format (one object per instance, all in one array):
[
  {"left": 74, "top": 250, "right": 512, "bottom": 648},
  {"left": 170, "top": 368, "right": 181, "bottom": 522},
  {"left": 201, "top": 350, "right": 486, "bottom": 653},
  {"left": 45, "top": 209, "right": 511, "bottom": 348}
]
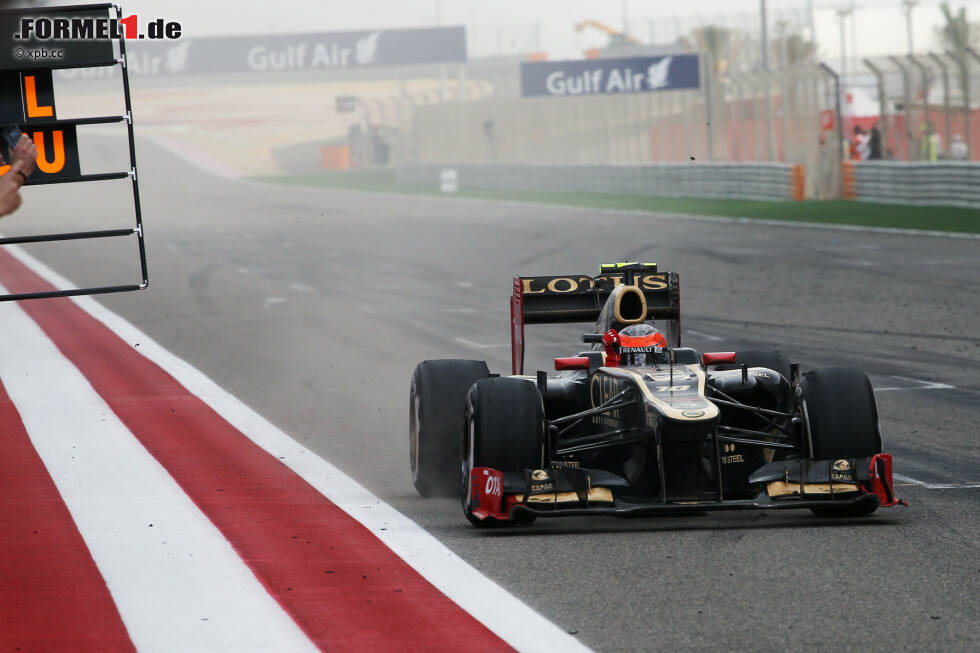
[
  {"left": 850, "top": 161, "right": 980, "bottom": 208},
  {"left": 395, "top": 163, "right": 802, "bottom": 202}
]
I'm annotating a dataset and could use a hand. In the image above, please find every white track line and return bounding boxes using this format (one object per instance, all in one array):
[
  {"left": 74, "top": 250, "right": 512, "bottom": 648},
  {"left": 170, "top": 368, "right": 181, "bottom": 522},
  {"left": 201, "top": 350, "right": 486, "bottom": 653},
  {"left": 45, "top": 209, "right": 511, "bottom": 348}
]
[
  {"left": 7, "top": 245, "right": 592, "bottom": 653},
  {"left": 875, "top": 375, "right": 955, "bottom": 392},
  {"left": 893, "top": 474, "right": 980, "bottom": 490},
  {"left": 0, "top": 288, "right": 318, "bottom": 653}
]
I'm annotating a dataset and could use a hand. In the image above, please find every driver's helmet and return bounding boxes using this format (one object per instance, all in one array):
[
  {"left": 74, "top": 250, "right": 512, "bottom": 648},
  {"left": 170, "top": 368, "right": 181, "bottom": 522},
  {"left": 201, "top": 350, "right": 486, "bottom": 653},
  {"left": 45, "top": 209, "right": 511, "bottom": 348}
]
[{"left": 618, "top": 323, "right": 667, "bottom": 367}]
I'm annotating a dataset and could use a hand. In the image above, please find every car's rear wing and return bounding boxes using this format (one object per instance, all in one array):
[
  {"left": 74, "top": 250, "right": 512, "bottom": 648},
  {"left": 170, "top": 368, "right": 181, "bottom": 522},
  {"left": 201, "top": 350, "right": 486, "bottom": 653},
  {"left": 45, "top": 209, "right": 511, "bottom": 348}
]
[{"left": 510, "top": 265, "right": 681, "bottom": 374}]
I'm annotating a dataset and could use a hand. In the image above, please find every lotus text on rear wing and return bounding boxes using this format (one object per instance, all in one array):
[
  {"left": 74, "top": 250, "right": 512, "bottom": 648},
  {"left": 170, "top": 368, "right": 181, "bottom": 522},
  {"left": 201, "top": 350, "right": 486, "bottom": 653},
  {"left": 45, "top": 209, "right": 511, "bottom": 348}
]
[{"left": 521, "top": 274, "right": 669, "bottom": 294}]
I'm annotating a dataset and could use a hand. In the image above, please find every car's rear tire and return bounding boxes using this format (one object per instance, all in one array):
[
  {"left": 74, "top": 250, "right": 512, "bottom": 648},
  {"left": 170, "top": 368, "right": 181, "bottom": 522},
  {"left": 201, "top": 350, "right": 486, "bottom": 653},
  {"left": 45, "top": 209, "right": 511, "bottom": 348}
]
[
  {"left": 462, "top": 378, "right": 545, "bottom": 527},
  {"left": 799, "top": 367, "right": 882, "bottom": 517},
  {"left": 410, "top": 359, "right": 489, "bottom": 497}
]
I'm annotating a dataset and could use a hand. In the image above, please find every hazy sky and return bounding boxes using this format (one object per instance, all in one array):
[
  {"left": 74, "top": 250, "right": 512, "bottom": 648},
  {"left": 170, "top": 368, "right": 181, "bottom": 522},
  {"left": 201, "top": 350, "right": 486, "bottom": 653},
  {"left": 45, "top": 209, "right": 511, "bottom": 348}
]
[{"left": 93, "top": 1, "right": 980, "bottom": 61}]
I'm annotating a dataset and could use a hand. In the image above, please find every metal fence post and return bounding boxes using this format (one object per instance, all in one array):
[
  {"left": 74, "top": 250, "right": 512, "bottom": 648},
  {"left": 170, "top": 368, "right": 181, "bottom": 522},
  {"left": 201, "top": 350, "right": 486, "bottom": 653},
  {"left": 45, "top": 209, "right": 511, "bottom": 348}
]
[
  {"left": 819, "top": 62, "right": 844, "bottom": 197},
  {"left": 966, "top": 48, "right": 980, "bottom": 160},
  {"left": 779, "top": 69, "right": 793, "bottom": 163},
  {"left": 948, "top": 51, "right": 971, "bottom": 160},
  {"left": 864, "top": 59, "right": 889, "bottom": 159},
  {"left": 908, "top": 54, "right": 933, "bottom": 155},
  {"left": 928, "top": 53, "right": 951, "bottom": 156},
  {"left": 889, "top": 55, "right": 913, "bottom": 160},
  {"left": 807, "top": 68, "right": 823, "bottom": 195}
]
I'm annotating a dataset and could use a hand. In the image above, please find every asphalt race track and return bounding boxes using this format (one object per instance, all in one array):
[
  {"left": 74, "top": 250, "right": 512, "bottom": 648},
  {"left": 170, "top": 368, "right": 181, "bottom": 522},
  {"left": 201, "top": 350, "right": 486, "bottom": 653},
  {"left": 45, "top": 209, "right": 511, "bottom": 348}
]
[{"left": 7, "top": 139, "right": 979, "bottom": 651}]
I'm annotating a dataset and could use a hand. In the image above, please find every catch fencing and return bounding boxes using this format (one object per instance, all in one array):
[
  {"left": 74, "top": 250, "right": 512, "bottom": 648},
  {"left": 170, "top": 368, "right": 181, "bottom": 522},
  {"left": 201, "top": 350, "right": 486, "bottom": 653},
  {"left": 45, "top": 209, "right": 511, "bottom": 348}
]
[
  {"left": 844, "top": 161, "right": 980, "bottom": 208},
  {"left": 406, "top": 62, "right": 841, "bottom": 199},
  {"left": 395, "top": 162, "right": 803, "bottom": 202},
  {"left": 859, "top": 49, "right": 980, "bottom": 163}
]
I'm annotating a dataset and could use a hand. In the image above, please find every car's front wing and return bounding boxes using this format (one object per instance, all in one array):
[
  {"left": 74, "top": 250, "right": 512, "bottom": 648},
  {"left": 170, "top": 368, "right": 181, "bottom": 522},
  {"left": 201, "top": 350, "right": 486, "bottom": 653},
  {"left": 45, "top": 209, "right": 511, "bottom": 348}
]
[{"left": 467, "top": 454, "right": 904, "bottom": 522}]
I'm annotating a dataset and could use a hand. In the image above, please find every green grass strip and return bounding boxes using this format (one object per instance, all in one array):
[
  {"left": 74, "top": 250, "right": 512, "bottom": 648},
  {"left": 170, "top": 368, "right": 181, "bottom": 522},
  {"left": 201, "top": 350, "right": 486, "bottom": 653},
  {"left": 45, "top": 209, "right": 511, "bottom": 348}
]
[{"left": 252, "top": 170, "right": 980, "bottom": 235}]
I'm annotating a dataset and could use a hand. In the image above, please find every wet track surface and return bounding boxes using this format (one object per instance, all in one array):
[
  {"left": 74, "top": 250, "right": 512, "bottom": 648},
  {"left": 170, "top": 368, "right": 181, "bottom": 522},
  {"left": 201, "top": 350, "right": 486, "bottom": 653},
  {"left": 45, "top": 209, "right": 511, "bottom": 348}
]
[{"left": 9, "top": 141, "right": 979, "bottom": 651}]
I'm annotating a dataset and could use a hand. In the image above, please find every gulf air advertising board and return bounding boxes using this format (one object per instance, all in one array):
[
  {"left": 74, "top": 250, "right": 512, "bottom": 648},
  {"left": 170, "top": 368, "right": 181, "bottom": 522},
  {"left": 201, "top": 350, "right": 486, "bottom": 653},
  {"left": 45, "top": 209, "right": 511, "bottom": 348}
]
[
  {"left": 520, "top": 54, "right": 700, "bottom": 97},
  {"left": 57, "top": 26, "right": 468, "bottom": 79}
]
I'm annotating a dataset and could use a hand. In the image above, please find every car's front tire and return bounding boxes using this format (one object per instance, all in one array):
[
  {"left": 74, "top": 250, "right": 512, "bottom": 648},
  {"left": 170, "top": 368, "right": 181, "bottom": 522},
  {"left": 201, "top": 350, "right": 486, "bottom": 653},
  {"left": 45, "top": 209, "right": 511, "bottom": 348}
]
[
  {"left": 462, "top": 378, "right": 545, "bottom": 527},
  {"left": 799, "top": 367, "right": 882, "bottom": 517}
]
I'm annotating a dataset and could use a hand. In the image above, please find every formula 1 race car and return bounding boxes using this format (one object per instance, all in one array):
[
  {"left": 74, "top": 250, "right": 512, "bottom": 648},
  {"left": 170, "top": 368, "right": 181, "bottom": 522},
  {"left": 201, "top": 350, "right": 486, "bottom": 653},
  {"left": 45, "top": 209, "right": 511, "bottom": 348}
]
[{"left": 410, "top": 263, "right": 904, "bottom": 526}]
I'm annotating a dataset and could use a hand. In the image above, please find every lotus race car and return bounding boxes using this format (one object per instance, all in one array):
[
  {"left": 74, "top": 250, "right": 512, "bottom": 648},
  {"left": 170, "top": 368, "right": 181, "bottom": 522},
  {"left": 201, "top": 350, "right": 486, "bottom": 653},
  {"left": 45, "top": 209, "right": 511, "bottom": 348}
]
[{"left": 409, "top": 263, "right": 904, "bottom": 526}]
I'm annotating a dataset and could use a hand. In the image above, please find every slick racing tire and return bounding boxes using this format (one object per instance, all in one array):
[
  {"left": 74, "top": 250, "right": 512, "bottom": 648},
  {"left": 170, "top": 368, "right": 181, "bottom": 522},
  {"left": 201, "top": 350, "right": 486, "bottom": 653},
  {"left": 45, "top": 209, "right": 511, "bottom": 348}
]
[
  {"left": 734, "top": 350, "right": 793, "bottom": 384},
  {"left": 462, "top": 378, "right": 545, "bottom": 527},
  {"left": 410, "top": 359, "right": 489, "bottom": 497},
  {"left": 799, "top": 367, "right": 882, "bottom": 517}
]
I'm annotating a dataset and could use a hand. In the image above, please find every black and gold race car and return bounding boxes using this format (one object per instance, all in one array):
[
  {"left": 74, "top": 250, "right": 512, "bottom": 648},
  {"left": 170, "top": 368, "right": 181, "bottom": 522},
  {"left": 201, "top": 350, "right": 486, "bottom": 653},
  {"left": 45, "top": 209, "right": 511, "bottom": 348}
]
[{"left": 410, "top": 263, "right": 903, "bottom": 526}]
